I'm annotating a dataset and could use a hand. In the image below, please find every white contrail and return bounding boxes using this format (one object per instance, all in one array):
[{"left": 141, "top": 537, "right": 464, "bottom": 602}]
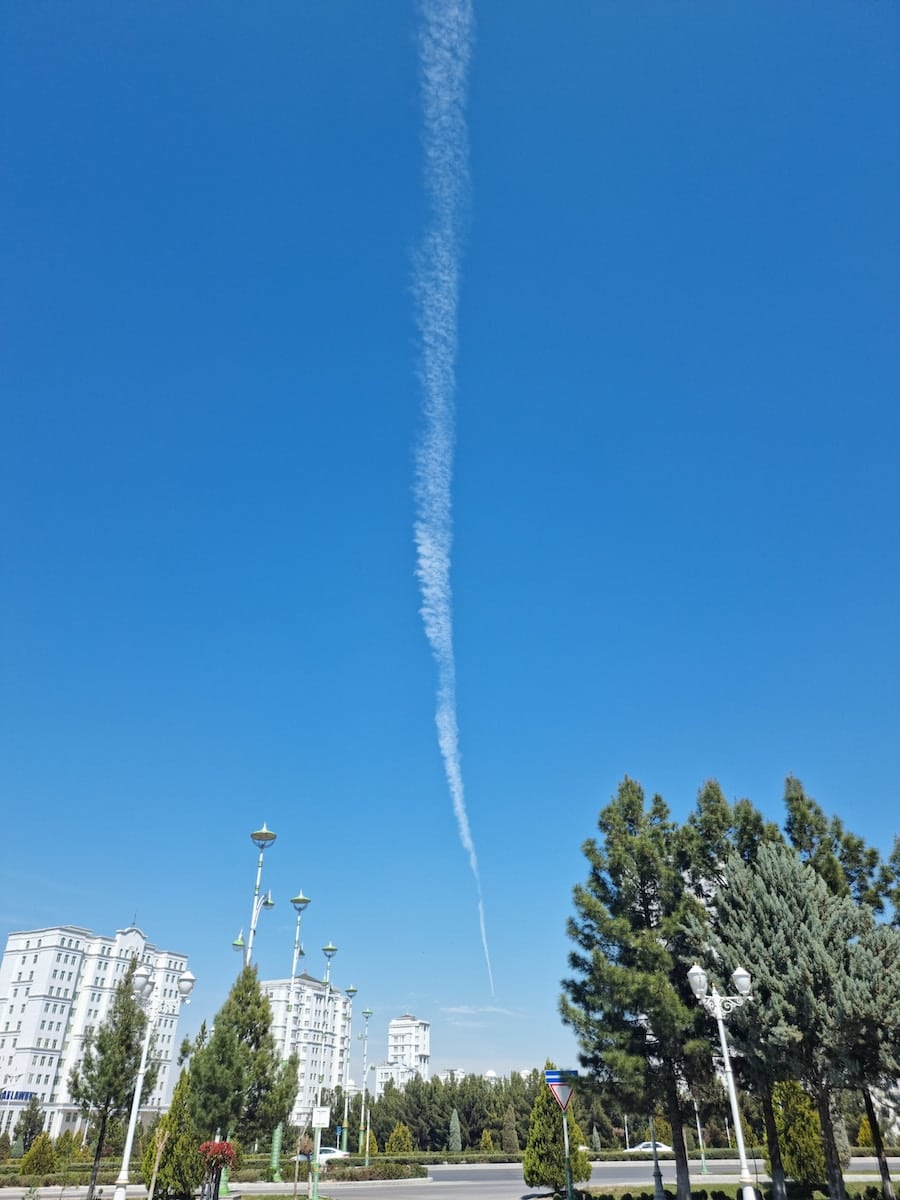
[{"left": 413, "top": 0, "right": 494, "bottom": 997}]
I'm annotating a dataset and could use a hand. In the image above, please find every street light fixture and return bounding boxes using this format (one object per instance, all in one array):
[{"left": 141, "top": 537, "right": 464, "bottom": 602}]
[
  {"left": 322, "top": 942, "right": 337, "bottom": 986},
  {"left": 233, "top": 822, "right": 277, "bottom": 967},
  {"left": 357, "top": 1008, "right": 373, "bottom": 1163},
  {"left": 341, "top": 986, "right": 357, "bottom": 1152},
  {"left": 688, "top": 963, "right": 755, "bottom": 1200},
  {"left": 270, "top": 888, "right": 311, "bottom": 1183},
  {"left": 310, "top": 944, "right": 339, "bottom": 1200},
  {"left": 112, "top": 963, "right": 195, "bottom": 1200}
]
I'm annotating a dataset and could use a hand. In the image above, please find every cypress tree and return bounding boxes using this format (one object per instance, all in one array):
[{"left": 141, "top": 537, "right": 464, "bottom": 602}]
[
  {"left": 501, "top": 1104, "right": 519, "bottom": 1153},
  {"left": 522, "top": 1065, "right": 590, "bottom": 1191},
  {"left": 141, "top": 1070, "right": 203, "bottom": 1200},
  {"left": 449, "top": 1108, "right": 462, "bottom": 1152}
]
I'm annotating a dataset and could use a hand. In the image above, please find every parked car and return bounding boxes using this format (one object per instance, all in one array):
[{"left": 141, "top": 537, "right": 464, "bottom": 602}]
[{"left": 625, "top": 1141, "right": 673, "bottom": 1153}]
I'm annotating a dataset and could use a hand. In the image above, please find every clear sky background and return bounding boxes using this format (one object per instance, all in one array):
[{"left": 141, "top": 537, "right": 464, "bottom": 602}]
[{"left": 1, "top": 1, "right": 897, "bottom": 1082}]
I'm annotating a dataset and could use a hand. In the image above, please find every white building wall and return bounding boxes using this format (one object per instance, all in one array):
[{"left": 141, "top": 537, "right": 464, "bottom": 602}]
[
  {"left": 374, "top": 1014, "right": 430, "bottom": 1099},
  {"left": 0, "top": 925, "right": 190, "bottom": 1140},
  {"left": 260, "top": 973, "right": 353, "bottom": 1127}
]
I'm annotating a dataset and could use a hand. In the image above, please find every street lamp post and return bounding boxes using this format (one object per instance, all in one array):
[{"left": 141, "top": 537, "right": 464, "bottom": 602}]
[
  {"left": 691, "top": 1093, "right": 709, "bottom": 1174},
  {"left": 357, "top": 1008, "right": 372, "bottom": 1163},
  {"left": 340, "top": 986, "right": 357, "bottom": 1152},
  {"left": 310, "top": 944, "right": 338, "bottom": 1200},
  {"left": 112, "top": 964, "right": 195, "bottom": 1200},
  {"left": 270, "top": 889, "right": 311, "bottom": 1183},
  {"left": 688, "top": 963, "right": 755, "bottom": 1200},
  {"left": 232, "top": 823, "right": 277, "bottom": 967}
]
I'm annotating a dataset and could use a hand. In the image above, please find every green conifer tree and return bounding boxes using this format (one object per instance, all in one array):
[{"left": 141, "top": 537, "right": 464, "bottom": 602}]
[
  {"left": 13, "top": 1095, "right": 45, "bottom": 1152},
  {"left": 21, "top": 1131, "right": 57, "bottom": 1177},
  {"left": 69, "top": 959, "right": 155, "bottom": 1200},
  {"left": 188, "top": 967, "right": 297, "bottom": 1144},
  {"left": 501, "top": 1104, "right": 519, "bottom": 1154},
  {"left": 561, "top": 777, "right": 707, "bottom": 1200},
  {"left": 141, "top": 1070, "right": 203, "bottom": 1200},
  {"left": 449, "top": 1108, "right": 462, "bottom": 1152},
  {"left": 385, "top": 1121, "right": 414, "bottom": 1153},
  {"left": 771, "top": 1081, "right": 825, "bottom": 1184},
  {"left": 522, "top": 1065, "right": 591, "bottom": 1191}
]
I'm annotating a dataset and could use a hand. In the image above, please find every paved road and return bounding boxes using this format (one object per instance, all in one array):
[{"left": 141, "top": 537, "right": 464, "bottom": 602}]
[{"left": 0, "top": 1159, "right": 895, "bottom": 1200}]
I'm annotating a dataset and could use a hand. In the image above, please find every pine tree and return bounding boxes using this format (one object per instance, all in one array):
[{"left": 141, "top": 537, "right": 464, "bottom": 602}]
[
  {"left": 702, "top": 842, "right": 864, "bottom": 1200},
  {"left": 561, "top": 777, "right": 707, "bottom": 1200},
  {"left": 784, "top": 778, "right": 900, "bottom": 1200},
  {"left": 13, "top": 1095, "right": 45, "bottom": 1152},
  {"left": 480, "top": 1128, "right": 494, "bottom": 1151},
  {"left": 188, "top": 967, "right": 297, "bottom": 1144},
  {"left": 522, "top": 1065, "right": 591, "bottom": 1191},
  {"left": 69, "top": 959, "right": 155, "bottom": 1200}
]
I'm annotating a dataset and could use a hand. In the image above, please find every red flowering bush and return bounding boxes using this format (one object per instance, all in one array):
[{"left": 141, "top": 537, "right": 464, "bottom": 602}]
[
  {"left": 199, "top": 1142, "right": 236, "bottom": 1171},
  {"left": 199, "top": 1141, "right": 236, "bottom": 1200}
]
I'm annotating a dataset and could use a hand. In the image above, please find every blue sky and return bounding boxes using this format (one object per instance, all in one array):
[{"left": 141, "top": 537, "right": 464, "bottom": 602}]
[{"left": 1, "top": 1, "right": 897, "bottom": 1081}]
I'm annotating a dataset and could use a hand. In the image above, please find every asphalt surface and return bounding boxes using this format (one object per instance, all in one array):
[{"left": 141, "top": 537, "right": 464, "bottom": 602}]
[{"left": 0, "top": 1158, "right": 896, "bottom": 1200}]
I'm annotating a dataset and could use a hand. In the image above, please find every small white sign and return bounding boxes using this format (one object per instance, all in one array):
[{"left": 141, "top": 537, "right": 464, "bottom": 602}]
[{"left": 312, "top": 1105, "right": 331, "bottom": 1129}]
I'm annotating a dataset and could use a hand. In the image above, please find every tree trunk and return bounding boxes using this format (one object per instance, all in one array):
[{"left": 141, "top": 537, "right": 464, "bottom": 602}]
[
  {"left": 147, "top": 1126, "right": 170, "bottom": 1200},
  {"left": 86, "top": 1111, "right": 108, "bottom": 1200},
  {"left": 664, "top": 1068, "right": 691, "bottom": 1200},
  {"left": 761, "top": 1083, "right": 787, "bottom": 1200},
  {"left": 863, "top": 1087, "right": 895, "bottom": 1200},
  {"left": 816, "top": 1087, "right": 847, "bottom": 1200}
]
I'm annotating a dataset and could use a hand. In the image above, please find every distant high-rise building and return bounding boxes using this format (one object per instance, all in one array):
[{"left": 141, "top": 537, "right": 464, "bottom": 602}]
[
  {"left": 374, "top": 1013, "right": 430, "bottom": 1098},
  {"left": 259, "top": 973, "right": 353, "bottom": 1125},
  {"left": 0, "top": 924, "right": 190, "bottom": 1139}
]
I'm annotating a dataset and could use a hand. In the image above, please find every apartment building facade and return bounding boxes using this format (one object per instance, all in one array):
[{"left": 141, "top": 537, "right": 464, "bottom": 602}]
[
  {"left": 259, "top": 972, "right": 354, "bottom": 1127},
  {"left": 0, "top": 924, "right": 190, "bottom": 1139},
  {"left": 374, "top": 1013, "right": 430, "bottom": 1098}
]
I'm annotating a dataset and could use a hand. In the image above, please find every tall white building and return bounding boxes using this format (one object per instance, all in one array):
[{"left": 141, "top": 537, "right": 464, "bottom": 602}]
[
  {"left": 0, "top": 925, "right": 190, "bottom": 1140},
  {"left": 259, "top": 972, "right": 354, "bottom": 1126},
  {"left": 374, "top": 1013, "right": 430, "bottom": 1098}
]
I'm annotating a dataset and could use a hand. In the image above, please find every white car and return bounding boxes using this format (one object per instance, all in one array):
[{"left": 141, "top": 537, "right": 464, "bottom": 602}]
[
  {"left": 625, "top": 1141, "right": 673, "bottom": 1153},
  {"left": 318, "top": 1146, "right": 350, "bottom": 1166}
]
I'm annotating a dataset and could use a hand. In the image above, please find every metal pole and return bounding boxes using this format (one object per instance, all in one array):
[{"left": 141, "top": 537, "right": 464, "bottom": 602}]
[
  {"left": 649, "top": 1113, "right": 665, "bottom": 1200},
  {"left": 693, "top": 1094, "right": 709, "bottom": 1174},
  {"left": 341, "top": 987, "right": 356, "bottom": 1152},
  {"left": 711, "top": 988, "right": 756, "bottom": 1200},
  {"left": 358, "top": 1009, "right": 372, "bottom": 1157},
  {"left": 271, "top": 892, "right": 310, "bottom": 1183},
  {"left": 112, "top": 991, "right": 157, "bottom": 1200},
  {"left": 245, "top": 824, "right": 276, "bottom": 968},
  {"left": 561, "top": 1108, "right": 574, "bottom": 1200}
]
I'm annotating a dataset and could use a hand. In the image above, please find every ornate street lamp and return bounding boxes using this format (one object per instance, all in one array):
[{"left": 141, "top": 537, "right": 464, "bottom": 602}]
[
  {"left": 112, "top": 964, "right": 195, "bottom": 1200},
  {"left": 688, "top": 963, "right": 755, "bottom": 1200},
  {"left": 269, "top": 888, "right": 311, "bottom": 1182},
  {"left": 357, "top": 1007, "right": 373, "bottom": 1162},
  {"left": 232, "top": 823, "right": 276, "bottom": 967},
  {"left": 341, "top": 986, "right": 357, "bottom": 1151}
]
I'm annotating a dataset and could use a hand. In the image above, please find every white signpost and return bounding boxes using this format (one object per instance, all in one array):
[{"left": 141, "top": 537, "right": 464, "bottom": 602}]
[{"left": 310, "top": 1106, "right": 331, "bottom": 1200}]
